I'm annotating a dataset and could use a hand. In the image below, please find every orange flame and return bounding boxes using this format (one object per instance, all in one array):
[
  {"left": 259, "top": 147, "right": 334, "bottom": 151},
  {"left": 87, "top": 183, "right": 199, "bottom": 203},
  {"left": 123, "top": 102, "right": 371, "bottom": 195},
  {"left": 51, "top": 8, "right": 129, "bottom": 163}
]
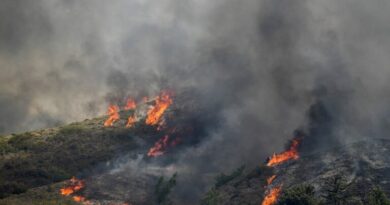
[
  {"left": 104, "top": 105, "right": 120, "bottom": 127},
  {"left": 261, "top": 186, "right": 282, "bottom": 205},
  {"left": 126, "top": 115, "right": 137, "bottom": 128},
  {"left": 73, "top": 195, "right": 86, "bottom": 202},
  {"left": 147, "top": 135, "right": 169, "bottom": 157},
  {"left": 60, "top": 177, "right": 85, "bottom": 196},
  {"left": 266, "top": 175, "right": 277, "bottom": 186},
  {"left": 267, "top": 139, "right": 299, "bottom": 167},
  {"left": 124, "top": 98, "right": 136, "bottom": 110},
  {"left": 145, "top": 92, "right": 173, "bottom": 126}
]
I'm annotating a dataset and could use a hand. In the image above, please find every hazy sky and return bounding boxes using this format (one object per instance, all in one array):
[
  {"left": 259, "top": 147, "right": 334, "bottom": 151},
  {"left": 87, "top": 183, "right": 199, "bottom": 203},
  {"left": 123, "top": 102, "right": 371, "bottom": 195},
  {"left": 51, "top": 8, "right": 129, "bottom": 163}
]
[
  {"left": 1, "top": 0, "right": 390, "bottom": 137},
  {"left": 1, "top": 0, "right": 390, "bottom": 203}
]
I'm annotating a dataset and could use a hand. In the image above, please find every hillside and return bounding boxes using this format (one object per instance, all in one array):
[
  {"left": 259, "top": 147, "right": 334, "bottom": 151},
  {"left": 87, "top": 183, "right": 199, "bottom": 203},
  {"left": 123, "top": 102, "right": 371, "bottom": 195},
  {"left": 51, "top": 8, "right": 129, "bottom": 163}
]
[
  {"left": 0, "top": 92, "right": 213, "bottom": 205},
  {"left": 0, "top": 102, "right": 173, "bottom": 204},
  {"left": 2, "top": 113, "right": 390, "bottom": 205},
  {"left": 203, "top": 139, "right": 390, "bottom": 205},
  {"left": 1, "top": 92, "right": 390, "bottom": 205}
]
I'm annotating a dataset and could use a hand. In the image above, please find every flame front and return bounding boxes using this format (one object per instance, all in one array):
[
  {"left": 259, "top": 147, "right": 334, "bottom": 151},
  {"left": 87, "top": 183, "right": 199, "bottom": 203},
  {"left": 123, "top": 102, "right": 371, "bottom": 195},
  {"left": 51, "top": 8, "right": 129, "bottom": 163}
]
[
  {"left": 60, "top": 177, "right": 85, "bottom": 196},
  {"left": 104, "top": 105, "right": 120, "bottom": 127},
  {"left": 267, "top": 139, "right": 299, "bottom": 167},
  {"left": 261, "top": 186, "right": 282, "bottom": 205},
  {"left": 147, "top": 135, "right": 169, "bottom": 157},
  {"left": 261, "top": 137, "right": 301, "bottom": 205},
  {"left": 145, "top": 92, "right": 173, "bottom": 126}
]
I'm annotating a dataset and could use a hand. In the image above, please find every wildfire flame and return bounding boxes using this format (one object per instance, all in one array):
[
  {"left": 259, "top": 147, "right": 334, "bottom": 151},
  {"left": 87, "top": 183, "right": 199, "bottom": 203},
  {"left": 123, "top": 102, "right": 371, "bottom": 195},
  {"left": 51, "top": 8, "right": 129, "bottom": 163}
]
[
  {"left": 126, "top": 115, "right": 137, "bottom": 128},
  {"left": 124, "top": 98, "right": 136, "bottom": 110},
  {"left": 145, "top": 91, "right": 173, "bottom": 126},
  {"left": 261, "top": 137, "right": 301, "bottom": 205},
  {"left": 266, "top": 175, "right": 277, "bottom": 186},
  {"left": 147, "top": 135, "right": 170, "bottom": 157},
  {"left": 73, "top": 195, "right": 86, "bottom": 202},
  {"left": 266, "top": 138, "right": 300, "bottom": 167},
  {"left": 104, "top": 105, "right": 120, "bottom": 127},
  {"left": 60, "top": 177, "right": 131, "bottom": 205},
  {"left": 60, "top": 177, "right": 85, "bottom": 196},
  {"left": 261, "top": 186, "right": 282, "bottom": 205}
]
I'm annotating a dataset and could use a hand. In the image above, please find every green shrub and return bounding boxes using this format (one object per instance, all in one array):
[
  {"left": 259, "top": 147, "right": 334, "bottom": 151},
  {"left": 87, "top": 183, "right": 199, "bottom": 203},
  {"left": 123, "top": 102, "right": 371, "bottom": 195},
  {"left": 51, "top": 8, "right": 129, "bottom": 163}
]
[
  {"left": 322, "top": 174, "right": 351, "bottom": 205},
  {"left": 8, "top": 133, "right": 34, "bottom": 150},
  {"left": 59, "top": 124, "right": 85, "bottom": 135},
  {"left": 201, "top": 188, "right": 220, "bottom": 205},
  {"left": 155, "top": 173, "right": 177, "bottom": 205},
  {"left": 0, "top": 139, "right": 16, "bottom": 154},
  {"left": 0, "top": 182, "right": 28, "bottom": 198},
  {"left": 367, "top": 187, "right": 390, "bottom": 205},
  {"left": 215, "top": 165, "right": 245, "bottom": 188},
  {"left": 277, "top": 185, "right": 322, "bottom": 205}
]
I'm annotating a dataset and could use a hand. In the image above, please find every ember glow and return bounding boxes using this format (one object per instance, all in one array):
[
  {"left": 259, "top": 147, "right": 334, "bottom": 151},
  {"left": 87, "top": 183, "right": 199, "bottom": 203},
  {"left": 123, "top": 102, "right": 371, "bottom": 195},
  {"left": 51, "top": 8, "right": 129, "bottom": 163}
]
[
  {"left": 73, "top": 195, "right": 86, "bottom": 202},
  {"left": 266, "top": 138, "right": 300, "bottom": 167},
  {"left": 126, "top": 115, "right": 137, "bottom": 128},
  {"left": 261, "top": 186, "right": 282, "bottom": 205},
  {"left": 60, "top": 177, "right": 130, "bottom": 204},
  {"left": 60, "top": 177, "right": 85, "bottom": 196},
  {"left": 104, "top": 105, "right": 120, "bottom": 127},
  {"left": 147, "top": 135, "right": 170, "bottom": 157},
  {"left": 124, "top": 98, "right": 136, "bottom": 110},
  {"left": 145, "top": 91, "right": 173, "bottom": 126},
  {"left": 266, "top": 175, "right": 277, "bottom": 185}
]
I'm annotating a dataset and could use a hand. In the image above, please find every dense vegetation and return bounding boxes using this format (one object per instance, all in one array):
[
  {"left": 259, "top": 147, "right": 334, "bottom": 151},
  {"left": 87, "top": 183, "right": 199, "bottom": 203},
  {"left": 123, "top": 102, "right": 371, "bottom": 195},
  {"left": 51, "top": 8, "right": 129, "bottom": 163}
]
[
  {"left": 155, "top": 173, "right": 178, "bottom": 205},
  {"left": 0, "top": 183, "right": 78, "bottom": 205},
  {"left": 201, "top": 165, "right": 250, "bottom": 205},
  {"left": 0, "top": 118, "right": 137, "bottom": 199},
  {"left": 276, "top": 175, "right": 390, "bottom": 205}
]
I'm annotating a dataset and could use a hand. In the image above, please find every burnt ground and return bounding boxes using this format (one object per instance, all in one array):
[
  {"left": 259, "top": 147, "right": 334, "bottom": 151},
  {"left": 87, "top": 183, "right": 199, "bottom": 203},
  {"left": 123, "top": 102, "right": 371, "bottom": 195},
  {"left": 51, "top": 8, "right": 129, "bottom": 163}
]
[{"left": 206, "top": 138, "right": 390, "bottom": 205}]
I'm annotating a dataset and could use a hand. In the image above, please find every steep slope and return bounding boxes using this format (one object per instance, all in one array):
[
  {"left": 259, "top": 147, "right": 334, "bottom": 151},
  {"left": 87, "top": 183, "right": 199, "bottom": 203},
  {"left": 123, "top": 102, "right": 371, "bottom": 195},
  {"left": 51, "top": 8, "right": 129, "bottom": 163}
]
[
  {"left": 0, "top": 112, "right": 141, "bottom": 199},
  {"left": 0, "top": 92, "right": 213, "bottom": 205},
  {"left": 0, "top": 97, "right": 180, "bottom": 202},
  {"left": 206, "top": 139, "right": 390, "bottom": 204}
]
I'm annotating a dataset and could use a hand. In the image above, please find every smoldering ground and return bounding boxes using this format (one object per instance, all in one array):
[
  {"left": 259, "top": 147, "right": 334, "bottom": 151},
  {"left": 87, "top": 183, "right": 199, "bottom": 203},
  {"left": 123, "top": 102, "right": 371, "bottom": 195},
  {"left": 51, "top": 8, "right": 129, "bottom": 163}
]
[{"left": 1, "top": 0, "right": 390, "bottom": 203}]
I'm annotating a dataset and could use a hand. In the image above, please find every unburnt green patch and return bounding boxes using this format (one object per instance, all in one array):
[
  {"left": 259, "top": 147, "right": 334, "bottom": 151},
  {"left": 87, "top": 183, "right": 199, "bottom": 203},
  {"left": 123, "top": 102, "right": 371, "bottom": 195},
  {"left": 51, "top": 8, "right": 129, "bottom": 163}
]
[
  {"left": 0, "top": 182, "right": 79, "bottom": 205},
  {"left": 0, "top": 117, "right": 137, "bottom": 199}
]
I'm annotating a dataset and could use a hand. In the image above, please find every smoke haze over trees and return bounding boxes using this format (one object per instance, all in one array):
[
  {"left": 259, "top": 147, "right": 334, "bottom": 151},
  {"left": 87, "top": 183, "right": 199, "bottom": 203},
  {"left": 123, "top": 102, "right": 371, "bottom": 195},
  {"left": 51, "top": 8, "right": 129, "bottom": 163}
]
[{"left": 1, "top": 0, "right": 390, "bottom": 203}]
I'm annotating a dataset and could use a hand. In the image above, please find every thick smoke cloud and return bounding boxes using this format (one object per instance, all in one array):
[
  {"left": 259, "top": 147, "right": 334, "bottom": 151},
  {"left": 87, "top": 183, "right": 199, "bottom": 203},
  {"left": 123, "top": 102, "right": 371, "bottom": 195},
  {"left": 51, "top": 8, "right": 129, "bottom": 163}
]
[{"left": 1, "top": 0, "right": 390, "bottom": 203}]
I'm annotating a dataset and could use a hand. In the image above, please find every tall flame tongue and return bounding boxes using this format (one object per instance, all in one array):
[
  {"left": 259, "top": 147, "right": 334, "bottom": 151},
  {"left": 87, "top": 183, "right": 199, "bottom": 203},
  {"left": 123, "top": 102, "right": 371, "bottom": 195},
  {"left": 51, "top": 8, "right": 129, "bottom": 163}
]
[
  {"left": 266, "top": 138, "right": 300, "bottom": 167},
  {"left": 124, "top": 98, "right": 137, "bottom": 128},
  {"left": 261, "top": 186, "right": 282, "bottom": 205},
  {"left": 104, "top": 105, "right": 120, "bottom": 127},
  {"left": 145, "top": 91, "right": 173, "bottom": 126},
  {"left": 261, "top": 137, "right": 301, "bottom": 205}
]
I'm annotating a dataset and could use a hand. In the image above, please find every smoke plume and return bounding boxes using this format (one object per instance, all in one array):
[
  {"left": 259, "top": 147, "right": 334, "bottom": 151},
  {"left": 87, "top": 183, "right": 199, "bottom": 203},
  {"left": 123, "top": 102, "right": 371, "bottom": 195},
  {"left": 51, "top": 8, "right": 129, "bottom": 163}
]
[{"left": 1, "top": 0, "right": 390, "bottom": 203}]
